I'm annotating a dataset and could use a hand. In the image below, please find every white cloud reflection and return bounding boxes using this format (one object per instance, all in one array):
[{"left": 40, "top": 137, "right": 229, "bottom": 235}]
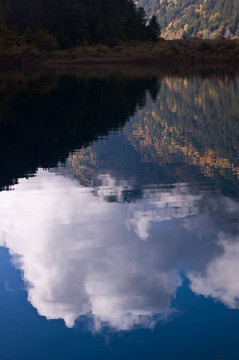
[
  {"left": 188, "top": 235, "right": 239, "bottom": 309},
  {"left": 0, "top": 170, "right": 238, "bottom": 330}
]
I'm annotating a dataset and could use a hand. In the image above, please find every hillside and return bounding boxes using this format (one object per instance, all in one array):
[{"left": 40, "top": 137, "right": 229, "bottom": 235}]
[{"left": 136, "top": 0, "right": 239, "bottom": 39}]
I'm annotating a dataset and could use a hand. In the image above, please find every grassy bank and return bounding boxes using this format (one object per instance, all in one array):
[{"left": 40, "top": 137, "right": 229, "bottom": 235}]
[{"left": 0, "top": 39, "right": 239, "bottom": 67}]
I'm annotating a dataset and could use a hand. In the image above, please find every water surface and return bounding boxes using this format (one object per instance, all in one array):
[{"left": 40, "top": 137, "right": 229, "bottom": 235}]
[{"left": 0, "top": 70, "right": 238, "bottom": 360}]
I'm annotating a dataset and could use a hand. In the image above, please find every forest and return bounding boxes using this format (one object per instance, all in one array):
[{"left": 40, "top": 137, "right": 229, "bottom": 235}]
[
  {"left": 137, "top": 0, "right": 239, "bottom": 39},
  {"left": 0, "top": 0, "right": 161, "bottom": 50}
]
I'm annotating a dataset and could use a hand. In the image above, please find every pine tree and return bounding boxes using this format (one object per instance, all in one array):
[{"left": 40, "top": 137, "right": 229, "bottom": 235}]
[
  {"left": 0, "top": 0, "right": 162, "bottom": 48},
  {"left": 70, "top": 4, "right": 88, "bottom": 45},
  {"left": 147, "top": 15, "right": 161, "bottom": 42}
]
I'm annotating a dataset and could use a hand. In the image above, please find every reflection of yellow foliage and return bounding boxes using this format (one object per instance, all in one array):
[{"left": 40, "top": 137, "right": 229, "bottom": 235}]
[
  {"left": 183, "top": 78, "right": 188, "bottom": 88},
  {"left": 171, "top": 103, "right": 177, "bottom": 113},
  {"left": 179, "top": 145, "right": 239, "bottom": 178},
  {"left": 66, "top": 148, "right": 97, "bottom": 186},
  {"left": 127, "top": 101, "right": 239, "bottom": 181},
  {"left": 59, "top": 77, "right": 239, "bottom": 186},
  {"left": 208, "top": 88, "right": 219, "bottom": 99}
]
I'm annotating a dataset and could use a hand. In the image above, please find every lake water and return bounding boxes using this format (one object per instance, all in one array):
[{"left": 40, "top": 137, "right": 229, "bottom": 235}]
[{"left": 0, "top": 69, "right": 238, "bottom": 360}]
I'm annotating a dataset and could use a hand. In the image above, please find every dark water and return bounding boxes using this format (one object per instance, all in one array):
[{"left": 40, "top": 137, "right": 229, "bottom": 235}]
[{"left": 0, "top": 70, "right": 238, "bottom": 360}]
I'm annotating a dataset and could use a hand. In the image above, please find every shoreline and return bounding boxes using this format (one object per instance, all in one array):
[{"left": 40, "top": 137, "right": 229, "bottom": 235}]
[{"left": 0, "top": 39, "right": 238, "bottom": 68}]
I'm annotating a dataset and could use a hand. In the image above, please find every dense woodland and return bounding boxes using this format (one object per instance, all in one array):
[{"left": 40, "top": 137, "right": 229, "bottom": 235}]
[
  {"left": 137, "top": 0, "right": 239, "bottom": 39},
  {"left": 0, "top": 0, "right": 161, "bottom": 50}
]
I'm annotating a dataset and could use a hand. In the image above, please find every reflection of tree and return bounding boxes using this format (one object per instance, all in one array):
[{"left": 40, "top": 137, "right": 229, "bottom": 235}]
[
  {"left": 158, "top": 77, "right": 239, "bottom": 165},
  {"left": 126, "top": 77, "right": 239, "bottom": 195},
  {"left": 61, "top": 76, "right": 239, "bottom": 198},
  {"left": 0, "top": 71, "right": 159, "bottom": 190}
]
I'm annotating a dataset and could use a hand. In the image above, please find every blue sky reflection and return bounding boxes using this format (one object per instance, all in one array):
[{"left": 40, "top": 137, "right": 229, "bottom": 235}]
[{"left": 0, "top": 169, "right": 238, "bottom": 331}]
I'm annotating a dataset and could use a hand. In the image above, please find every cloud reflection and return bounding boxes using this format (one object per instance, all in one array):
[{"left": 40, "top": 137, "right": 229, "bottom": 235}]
[{"left": 0, "top": 170, "right": 238, "bottom": 330}]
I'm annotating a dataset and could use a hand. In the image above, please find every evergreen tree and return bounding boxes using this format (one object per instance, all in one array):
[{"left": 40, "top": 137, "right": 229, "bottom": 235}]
[
  {"left": 0, "top": 0, "right": 163, "bottom": 48},
  {"left": 147, "top": 15, "right": 161, "bottom": 41},
  {"left": 70, "top": 4, "right": 88, "bottom": 45}
]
